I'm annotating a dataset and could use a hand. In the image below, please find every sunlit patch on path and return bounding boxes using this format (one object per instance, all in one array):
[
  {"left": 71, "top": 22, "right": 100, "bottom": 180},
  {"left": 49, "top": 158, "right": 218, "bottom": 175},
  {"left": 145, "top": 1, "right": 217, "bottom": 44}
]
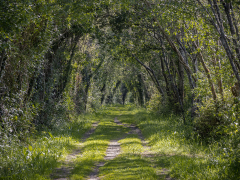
[
  {"left": 126, "top": 121, "right": 174, "bottom": 179},
  {"left": 88, "top": 117, "right": 124, "bottom": 180},
  {"left": 127, "top": 124, "right": 173, "bottom": 179},
  {"left": 88, "top": 115, "right": 174, "bottom": 180},
  {"left": 51, "top": 122, "right": 99, "bottom": 180},
  {"left": 51, "top": 107, "right": 174, "bottom": 180}
]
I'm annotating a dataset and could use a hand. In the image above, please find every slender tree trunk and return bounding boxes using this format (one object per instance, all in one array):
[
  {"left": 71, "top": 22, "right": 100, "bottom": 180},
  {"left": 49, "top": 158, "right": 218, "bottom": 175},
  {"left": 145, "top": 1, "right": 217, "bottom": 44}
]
[
  {"left": 204, "top": 0, "right": 240, "bottom": 83},
  {"left": 178, "top": 59, "right": 184, "bottom": 105},
  {"left": 176, "top": 35, "right": 196, "bottom": 89},
  {"left": 56, "top": 35, "right": 80, "bottom": 99},
  {"left": 143, "top": 0, "right": 197, "bottom": 84},
  {"left": 121, "top": 83, "right": 128, "bottom": 105},
  {"left": 132, "top": 54, "right": 165, "bottom": 97},
  {"left": 193, "top": 42, "right": 217, "bottom": 101},
  {"left": 215, "top": 40, "right": 224, "bottom": 101},
  {"left": 137, "top": 74, "right": 144, "bottom": 106},
  {"left": 162, "top": 52, "right": 186, "bottom": 123},
  {"left": 0, "top": 49, "right": 7, "bottom": 81},
  {"left": 160, "top": 57, "right": 171, "bottom": 97},
  {"left": 221, "top": 1, "right": 240, "bottom": 70},
  {"left": 101, "top": 83, "right": 106, "bottom": 105}
]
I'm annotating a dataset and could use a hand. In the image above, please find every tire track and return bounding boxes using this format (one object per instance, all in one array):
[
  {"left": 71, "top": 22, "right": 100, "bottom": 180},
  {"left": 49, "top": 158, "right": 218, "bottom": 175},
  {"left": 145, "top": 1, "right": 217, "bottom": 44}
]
[
  {"left": 88, "top": 118, "right": 124, "bottom": 180},
  {"left": 51, "top": 122, "right": 99, "bottom": 180},
  {"left": 88, "top": 118, "right": 150, "bottom": 180},
  {"left": 87, "top": 117, "right": 173, "bottom": 180},
  {"left": 126, "top": 124, "right": 173, "bottom": 180}
]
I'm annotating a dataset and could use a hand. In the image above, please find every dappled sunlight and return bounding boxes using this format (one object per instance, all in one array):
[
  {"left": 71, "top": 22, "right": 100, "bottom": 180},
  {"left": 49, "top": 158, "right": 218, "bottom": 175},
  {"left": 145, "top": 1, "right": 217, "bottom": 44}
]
[
  {"left": 119, "top": 136, "right": 144, "bottom": 155},
  {"left": 118, "top": 106, "right": 228, "bottom": 180},
  {"left": 2, "top": 0, "right": 240, "bottom": 179},
  {"left": 1, "top": 105, "right": 229, "bottom": 179},
  {"left": 64, "top": 110, "right": 128, "bottom": 179},
  {"left": 99, "top": 155, "right": 158, "bottom": 180},
  {"left": 0, "top": 115, "right": 93, "bottom": 179},
  {"left": 150, "top": 154, "right": 224, "bottom": 180}
]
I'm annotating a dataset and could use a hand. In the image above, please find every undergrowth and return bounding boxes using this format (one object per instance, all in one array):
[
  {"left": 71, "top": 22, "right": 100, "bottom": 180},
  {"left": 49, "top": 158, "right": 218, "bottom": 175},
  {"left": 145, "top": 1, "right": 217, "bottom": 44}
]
[
  {"left": 1, "top": 104, "right": 239, "bottom": 179},
  {"left": 0, "top": 114, "right": 93, "bottom": 180},
  {"left": 117, "top": 105, "right": 238, "bottom": 180}
]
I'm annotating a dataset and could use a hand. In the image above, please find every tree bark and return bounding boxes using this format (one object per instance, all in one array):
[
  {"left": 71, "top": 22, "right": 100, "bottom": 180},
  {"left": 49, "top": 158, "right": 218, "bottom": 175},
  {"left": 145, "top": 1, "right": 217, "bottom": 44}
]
[
  {"left": 215, "top": 40, "right": 224, "bottom": 101},
  {"left": 132, "top": 54, "right": 165, "bottom": 97},
  {"left": 193, "top": 42, "right": 217, "bottom": 101},
  {"left": 221, "top": 1, "right": 240, "bottom": 70},
  {"left": 198, "top": 0, "right": 240, "bottom": 84},
  {"left": 143, "top": 0, "right": 197, "bottom": 84},
  {"left": 162, "top": 48, "right": 186, "bottom": 123},
  {"left": 160, "top": 57, "right": 171, "bottom": 97}
]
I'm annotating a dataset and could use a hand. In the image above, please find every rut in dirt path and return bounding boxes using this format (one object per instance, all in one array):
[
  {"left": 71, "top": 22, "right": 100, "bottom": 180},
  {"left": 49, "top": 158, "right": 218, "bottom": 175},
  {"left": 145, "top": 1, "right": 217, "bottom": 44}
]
[
  {"left": 127, "top": 123, "right": 174, "bottom": 180},
  {"left": 51, "top": 122, "right": 99, "bottom": 180},
  {"left": 88, "top": 117, "right": 153, "bottom": 180},
  {"left": 88, "top": 117, "right": 124, "bottom": 180},
  {"left": 126, "top": 123, "right": 174, "bottom": 180}
]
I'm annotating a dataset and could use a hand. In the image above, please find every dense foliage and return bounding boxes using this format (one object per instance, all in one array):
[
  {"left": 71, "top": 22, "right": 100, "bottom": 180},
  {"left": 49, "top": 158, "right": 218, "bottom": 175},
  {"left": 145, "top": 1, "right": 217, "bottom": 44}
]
[{"left": 1, "top": 0, "right": 240, "bottom": 179}]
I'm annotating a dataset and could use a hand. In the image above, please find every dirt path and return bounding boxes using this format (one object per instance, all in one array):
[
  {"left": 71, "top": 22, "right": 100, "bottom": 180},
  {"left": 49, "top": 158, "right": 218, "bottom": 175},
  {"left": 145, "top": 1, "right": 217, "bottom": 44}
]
[
  {"left": 127, "top": 123, "right": 173, "bottom": 180},
  {"left": 51, "top": 122, "right": 99, "bottom": 180},
  {"left": 87, "top": 117, "right": 158, "bottom": 180},
  {"left": 51, "top": 115, "right": 173, "bottom": 180},
  {"left": 88, "top": 118, "right": 124, "bottom": 180}
]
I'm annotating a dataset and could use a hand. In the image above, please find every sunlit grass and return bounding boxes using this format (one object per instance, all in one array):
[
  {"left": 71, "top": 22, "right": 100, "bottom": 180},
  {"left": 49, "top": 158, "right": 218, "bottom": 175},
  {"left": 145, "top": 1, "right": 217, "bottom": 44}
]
[
  {"left": 69, "top": 113, "right": 128, "bottom": 179},
  {"left": 117, "top": 106, "right": 227, "bottom": 180},
  {"left": 0, "top": 114, "right": 94, "bottom": 180},
  {"left": 0, "top": 105, "right": 228, "bottom": 179},
  {"left": 99, "top": 155, "right": 158, "bottom": 180},
  {"left": 99, "top": 112, "right": 159, "bottom": 180},
  {"left": 119, "top": 135, "right": 144, "bottom": 155}
]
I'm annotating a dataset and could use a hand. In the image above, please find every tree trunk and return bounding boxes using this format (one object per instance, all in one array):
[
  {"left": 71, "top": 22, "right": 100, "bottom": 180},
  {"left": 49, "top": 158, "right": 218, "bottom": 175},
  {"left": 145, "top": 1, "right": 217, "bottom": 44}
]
[
  {"left": 143, "top": 0, "right": 197, "bottom": 84},
  {"left": 137, "top": 74, "right": 144, "bottom": 106},
  {"left": 160, "top": 58, "right": 171, "bottom": 97},
  {"left": 161, "top": 44, "right": 186, "bottom": 123},
  {"left": 215, "top": 40, "right": 224, "bottom": 101},
  {"left": 101, "top": 83, "right": 106, "bottom": 105},
  {"left": 205, "top": 0, "right": 240, "bottom": 84},
  {"left": 221, "top": 1, "right": 240, "bottom": 70},
  {"left": 193, "top": 42, "right": 217, "bottom": 101},
  {"left": 132, "top": 54, "right": 165, "bottom": 97}
]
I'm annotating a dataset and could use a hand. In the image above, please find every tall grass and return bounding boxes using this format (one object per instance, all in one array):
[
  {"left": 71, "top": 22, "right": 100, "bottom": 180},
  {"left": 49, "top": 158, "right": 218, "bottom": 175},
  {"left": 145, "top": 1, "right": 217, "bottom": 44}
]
[
  {"left": 1, "top": 105, "right": 238, "bottom": 179},
  {"left": 117, "top": 105, "right": 233, "bottom": 180},
  {"left": 0, "top": 115, "right": 93, "bottom": 180}
]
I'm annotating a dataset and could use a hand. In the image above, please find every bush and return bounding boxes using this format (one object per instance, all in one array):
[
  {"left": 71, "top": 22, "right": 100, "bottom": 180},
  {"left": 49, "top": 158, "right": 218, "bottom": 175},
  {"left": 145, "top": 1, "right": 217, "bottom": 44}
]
[
  {"left": 194, "top": 96, "right": 240, "bottom": 141},
  {"left": 0, "top": 95, "right": 38, "bottom": 141}
]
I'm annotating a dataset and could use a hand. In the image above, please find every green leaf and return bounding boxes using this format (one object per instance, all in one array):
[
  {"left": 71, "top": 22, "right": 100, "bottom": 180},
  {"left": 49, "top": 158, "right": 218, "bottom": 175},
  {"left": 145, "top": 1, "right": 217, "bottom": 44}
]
[
  {"left": 48, "top": 132, "right": 53, "bottom": 138},
  {"left": 29, "top": 145, "right": 33, "bottom": 151}
]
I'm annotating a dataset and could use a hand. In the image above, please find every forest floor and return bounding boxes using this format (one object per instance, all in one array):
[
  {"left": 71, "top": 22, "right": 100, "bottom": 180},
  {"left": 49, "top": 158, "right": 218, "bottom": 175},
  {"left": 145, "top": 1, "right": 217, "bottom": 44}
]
[
  {"left": 1, "top": 105, "right": 224, "bottom": 180},
  {"left": 50, "top": 106, "right": 173, "bottom": 180}
]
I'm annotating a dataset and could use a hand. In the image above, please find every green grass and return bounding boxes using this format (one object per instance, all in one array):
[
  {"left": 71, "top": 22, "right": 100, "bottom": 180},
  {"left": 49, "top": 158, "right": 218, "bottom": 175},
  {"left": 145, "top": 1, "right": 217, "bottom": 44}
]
[
  {"left": 69, "top": 116, "right": 128, "bottom": 180},
  {"left": 99, "top": 133, "right": 159, "bottom": 180},
  {"left": 119, "top": 134, "right": 144, "bottom": 155},
  {"left": 0, "top": 114, "right": 94, "bottom": 180},
  {"left": 0, "top": 104, "right": 230, "bottom": 179},
  {"left": 115, "top": 105, "right": 228, "bottom": 180},
  {"left": 99, "top": 155, "right": 158, "bottom": 180}
]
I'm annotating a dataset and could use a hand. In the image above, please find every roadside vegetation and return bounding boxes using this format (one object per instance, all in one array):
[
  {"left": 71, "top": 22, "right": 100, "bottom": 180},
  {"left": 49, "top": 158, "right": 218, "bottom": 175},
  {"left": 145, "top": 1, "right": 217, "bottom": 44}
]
[
  {"left": 1, "top": 105, "right": 240, "bottom": 179},
  {"left": 119, "top": 106, "right": 232, "bottom": 180},
  {"left": 0, "top": 114, "right": 93, "bottom": 179}
]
